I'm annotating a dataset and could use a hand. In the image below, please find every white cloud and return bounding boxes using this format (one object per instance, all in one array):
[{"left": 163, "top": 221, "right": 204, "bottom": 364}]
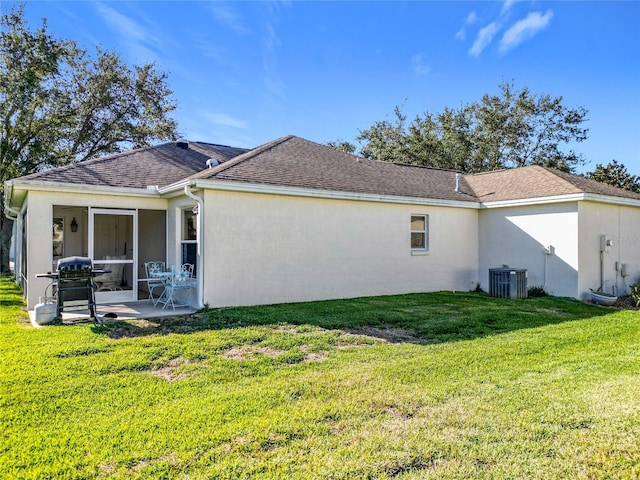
[
  {"left": 208, "top": 3, "right": 250, "bottom": 35},
  {"left": 94, "top": 2, "right": 163, "bottom": 62},
  {"left": 499, "top": 10, "right": 553, "bottom": 54},
  {"left": 411, "top": 53, "right": 431, "bottom": 77},
  {"left": 455, "top": 11, "right": 478, "bottom": 41},
  {"left": 469, "top": 22, "right": 500, "bottom": 57},
  {"left": 262, "top": 22, "right": 286, "bottom": 107},
  {"left": 501, "top": 0, "right": 518, "bottom": 15},
  {"left": 204, "top": 113, "right": 248, "bottom": 129}
]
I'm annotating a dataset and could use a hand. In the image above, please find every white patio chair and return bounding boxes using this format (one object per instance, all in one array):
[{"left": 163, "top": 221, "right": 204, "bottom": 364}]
[
  {"left": 144, "top": 261, "right": 166, "bottom": 305},
  {"left": 159, "top": 263, "right": 194, "bottom": 310},
  {"left": 94, "top": 255, "right": 125, "bottom": 291}
]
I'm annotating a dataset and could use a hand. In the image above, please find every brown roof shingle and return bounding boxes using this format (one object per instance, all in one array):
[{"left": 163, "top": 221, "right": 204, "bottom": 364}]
[
  {"left": 194, "top": 136, "right": 478, "bottom": 202},
  {"left": 17, "top": 141, "right": 249, "bottom": 189},
  {"left": 464, "top": 165, "right": 640, "bottom": 202},
  {"left": 10, "top": 135, "right": 640, "bottom": 205}
]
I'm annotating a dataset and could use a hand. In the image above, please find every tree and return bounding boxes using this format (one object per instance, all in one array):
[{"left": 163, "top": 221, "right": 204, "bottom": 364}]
[
  {"left": 325, "top": 139, "right": 357, "bottom": 154},
  {"left": 0, "top": 5, "right": 178, "bottom": 273},
  {"left": 586, "top": 160, "right": 640, "bottom": 193},
  {"left": 353, "top": 81, "right": 589, "bottom": 174}
]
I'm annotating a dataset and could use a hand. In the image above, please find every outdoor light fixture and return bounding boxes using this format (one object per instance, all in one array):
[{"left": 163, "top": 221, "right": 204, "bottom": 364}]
[{"left": 70, "top": 217, "right": 78, "bottom": 233}]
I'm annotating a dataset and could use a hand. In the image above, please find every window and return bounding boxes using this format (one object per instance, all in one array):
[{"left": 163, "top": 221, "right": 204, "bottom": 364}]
[
  {"left": 183, "top": 210, "right": 197, "bottom": 241},
  {"left": 181, "top": 209, "right": 197, "bottom": 276},
  {"left": 411, "top": 215, "right": 428, "bottom": 251}
]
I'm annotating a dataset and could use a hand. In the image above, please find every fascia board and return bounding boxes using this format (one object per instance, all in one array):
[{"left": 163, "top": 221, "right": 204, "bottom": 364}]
[
  {"left": 156, "top": 179, "right": 192, "bottom": 198},
  {"left": 8, "top": 179, "right": 161, "bottom": 198},
  {"left": 481, "top": 193, "right": 640, "bottom": 209},
  {"left": 580, "top": 193, "right": 640, "bottom": 208},
  {"left": 186, "top": 179, "right": 481, "bottom": 209},
  {"left": 480, "top": 194, "right": 586, "bottom": 208}
]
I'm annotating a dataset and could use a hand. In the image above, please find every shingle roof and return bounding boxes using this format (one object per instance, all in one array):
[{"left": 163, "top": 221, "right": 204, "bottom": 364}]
[
  {"left": 464, "top": 165, "right": 640, "bottom": 202},
  {"left": 193, "top": 135, "right": 478, "bottom": 202},
  {"left": 10, "top": 135, "right": 640, "bottom": 205},
  {"left": 16, "top": 141, "right": 249, "bottom": 189}
]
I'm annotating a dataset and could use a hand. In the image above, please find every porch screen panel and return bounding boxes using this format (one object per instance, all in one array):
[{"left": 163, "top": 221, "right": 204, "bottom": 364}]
[{"left": 138, "top": 210, "right": 167, "bottom": 295}]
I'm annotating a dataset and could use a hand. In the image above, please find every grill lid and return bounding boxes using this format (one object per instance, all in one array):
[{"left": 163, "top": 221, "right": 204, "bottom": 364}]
[{"left": 57, "top": 256, "right": 93, "bottom": 273}]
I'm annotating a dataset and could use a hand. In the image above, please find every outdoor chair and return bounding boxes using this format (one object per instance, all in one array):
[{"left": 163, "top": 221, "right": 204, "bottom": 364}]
[
  {"left": 94, "top": 255, "right": 126, "bottom": 291},
  {"left": 144, "top": 261, "right": 166, "bottom": 305},
  {"left": 159, "top": 263, "right": 194, "bottom": 310}
]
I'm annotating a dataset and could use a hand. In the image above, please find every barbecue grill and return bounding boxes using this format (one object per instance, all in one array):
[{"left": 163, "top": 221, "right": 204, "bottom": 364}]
[{"left": 36, "top": 256, "right": 107, "bottom": 323}]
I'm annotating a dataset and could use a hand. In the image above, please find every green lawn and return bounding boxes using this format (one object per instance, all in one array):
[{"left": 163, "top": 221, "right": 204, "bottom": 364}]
[{"left": 1, "top": 278, "right": 639, "bottom": 479}]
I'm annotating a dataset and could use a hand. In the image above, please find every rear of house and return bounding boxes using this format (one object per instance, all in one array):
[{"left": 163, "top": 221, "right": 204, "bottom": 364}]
[
  {"left": 469, "top": 166, "right": 640, "bottom": 300},
  {"left": 200, "top": 189, "right": 479, "bottom": 307},
  {"left": 179, "top": 136, "right": 481, "bottom": 307},
  {"left": 5, "top": 135, "right": 640, "bottom": 311}
]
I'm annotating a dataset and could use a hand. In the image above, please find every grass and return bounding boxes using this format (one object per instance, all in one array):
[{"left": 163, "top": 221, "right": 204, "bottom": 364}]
[{"left": 1, "top": 278, "right": 639, "bottom": 479}]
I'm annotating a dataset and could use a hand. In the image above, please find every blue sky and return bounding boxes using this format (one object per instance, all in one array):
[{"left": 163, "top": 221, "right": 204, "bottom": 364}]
[{"left": 8, "top": 1, "right": 640, "bottom": 175}]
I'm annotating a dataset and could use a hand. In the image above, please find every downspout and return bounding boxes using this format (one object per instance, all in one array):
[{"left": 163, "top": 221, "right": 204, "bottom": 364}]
[
  {"left": 3, "top": 183, "right": 23, "bottom": 287},
  {"left": 183, "top": 185, "right": 204, "bottom": 309}
]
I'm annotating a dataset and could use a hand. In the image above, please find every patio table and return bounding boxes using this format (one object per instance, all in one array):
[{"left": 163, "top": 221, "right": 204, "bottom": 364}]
[
  {"left": 149, "top": 269, "right": 173, "bottom": 307},
  {"left": 150, "top": 264, "right": 194, "bottom": 309}
]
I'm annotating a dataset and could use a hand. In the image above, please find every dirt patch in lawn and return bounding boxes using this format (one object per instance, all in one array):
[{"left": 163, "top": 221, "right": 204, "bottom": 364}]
[
  {"left": 146, "top": 356, "right": 201, "bottom": 382},
  {"left": 344, "top": 326, "right": 427, "bottom": 344},
  {"left": 221, "top": 344, "right": 328, "bottom": 363},
  {"left": 104, "top": 314, "right": 207, "bottom": 339},
  {"left": 222, "top": 345, "right": 285, "bottom": 360},
  {"left": 299, "top": 345, "right": 327, "bottom": 362}
]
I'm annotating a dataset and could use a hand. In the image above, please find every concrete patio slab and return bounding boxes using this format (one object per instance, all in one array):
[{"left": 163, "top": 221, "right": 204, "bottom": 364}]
[{"left": 29, "top": 301, "right": 197, "bottom": 327}]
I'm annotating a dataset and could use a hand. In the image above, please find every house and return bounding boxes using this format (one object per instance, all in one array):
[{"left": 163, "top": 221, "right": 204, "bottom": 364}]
[{"left": 5, "top": 135, "right": 640, "bottom": 312}]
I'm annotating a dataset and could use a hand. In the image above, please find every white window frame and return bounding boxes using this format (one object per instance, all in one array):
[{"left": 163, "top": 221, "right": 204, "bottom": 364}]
[
  {"left": 181, "top": 208, "right": 197, "bottom": 277},
  {"left": 411, "top": 214, "right": 429, "bottom": 254}
]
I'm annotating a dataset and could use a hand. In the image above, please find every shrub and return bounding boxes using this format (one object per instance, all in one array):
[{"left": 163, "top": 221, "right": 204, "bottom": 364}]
[
  {"left": 630, "top": 282, "right": 640, "bottom": 307},
  {"left": 528, "top": 286, "right": 548, "bottom": 297}
]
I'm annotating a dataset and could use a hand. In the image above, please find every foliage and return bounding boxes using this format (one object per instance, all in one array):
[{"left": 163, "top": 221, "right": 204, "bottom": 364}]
[
  {"left": 0, "top": 4, "right": 177, "bottom": 177},
  {"left": 585, "top": 159, "right": 640, "bottom": 193},
  {"left": 0, "top": 4, "right": 178, "bottom": 272},
  {"left": 630, "top": 282, "right": 640, "bottom": 307},
  {"left": 2, "top": 278, "right": 639, "bottom": 479},
  {"left": 527, "top": 285, "right": 548, "bottom": 297},
  {"left": 325, "top": 138, "right": 356, "bottom": 154},
  {"left": 350, "top": 81, "right": 588, "bottom": 173}
]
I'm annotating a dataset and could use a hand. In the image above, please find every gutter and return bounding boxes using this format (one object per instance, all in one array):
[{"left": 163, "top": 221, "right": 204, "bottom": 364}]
[
  {"left": 9, "top": 179, "right": 162, "bottom": 198},
  {"left": 479, "top": 192, "right": 640, "bottom": 209},
  {"left": 183, "top": 184, "right": 204, "bottom": 310},
  {"left": 3, "top": 182, "right": 20, "bottom": 220},
  {"left": 159, "top": 178, "right": 482, "bottom": 209},
  {"left": 3, "top": 182, "right": 24, "bottom": 286}
]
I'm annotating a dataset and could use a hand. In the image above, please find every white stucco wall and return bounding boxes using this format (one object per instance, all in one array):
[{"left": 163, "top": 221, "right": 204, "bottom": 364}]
[
  {"left": 24, "top": 190, "right": 167, "bottom": 309},
  {"left": 578, "top": 201, "right": 640, "bottom": 299},
  {"left": 478, "top": 202, "right": 579, "bottom": 298},
  {"left": 201, "top": 190, "right": 479, "bottom": 308}
]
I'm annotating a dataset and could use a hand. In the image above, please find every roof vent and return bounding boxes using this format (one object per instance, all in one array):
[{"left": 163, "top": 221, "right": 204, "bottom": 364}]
[
  {"left": 206, "top": 158, "right": 219, "bottom": 169},
  {"left": 455, "top": 173, "right": 462, "bottom": 193},
  {"left": 176, "top": 138, "right": 189, "bottom": 149}
]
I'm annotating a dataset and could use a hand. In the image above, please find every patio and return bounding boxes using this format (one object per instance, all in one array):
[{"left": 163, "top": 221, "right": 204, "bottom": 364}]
[{"left": 29, "top": 300, "right": 197, "bottom": 327}]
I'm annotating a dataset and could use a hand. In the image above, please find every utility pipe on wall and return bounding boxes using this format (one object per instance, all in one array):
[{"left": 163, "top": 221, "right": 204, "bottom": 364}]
[
  {"left": 184, "top": 185, "right": 204, "bottom": 310},
  {"left": 599, "top": 235, "right": 613, "bottom": 293}
]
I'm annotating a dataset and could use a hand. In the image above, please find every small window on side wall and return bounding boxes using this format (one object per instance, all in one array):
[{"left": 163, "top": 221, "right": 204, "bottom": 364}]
[
  {"left": 183, "top": 210, "right": 197, "bottom": 241},
  {"left": 181, "top": 209, "right": 197, "bottom": 277},
  {"left": 411, "top": 215, "right": 428, "bottom": 251}
]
